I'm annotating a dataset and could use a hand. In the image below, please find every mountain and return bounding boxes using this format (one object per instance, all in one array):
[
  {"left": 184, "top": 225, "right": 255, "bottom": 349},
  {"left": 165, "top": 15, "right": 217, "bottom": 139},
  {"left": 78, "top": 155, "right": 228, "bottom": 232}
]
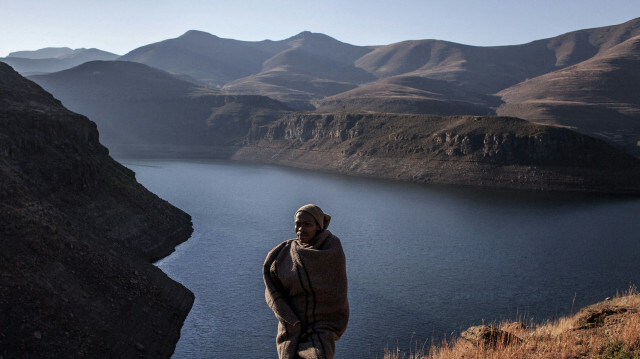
[
  {"left": 0, "top": 62, "right": 193, "bottom": 357},
  {"left": 1, "top": 48, "right": 119, "bottom": 76},
  {"left": 29, "top": 60, "right": 290, "bottom": 151},
  {"left": 119, "top": 30, "right": 287, "bottom": 87},
  {"left": 497, "top": 35, "right": 640, "bottom": 156},
  {"left": 119, "top": 30, "right": 376, "bottom": 109},
  {"left": 111, "top": 18, "right": 640, "bottom": 154},
  {"left": 8, "top": 47, "right": 79, "bottom": 59}
]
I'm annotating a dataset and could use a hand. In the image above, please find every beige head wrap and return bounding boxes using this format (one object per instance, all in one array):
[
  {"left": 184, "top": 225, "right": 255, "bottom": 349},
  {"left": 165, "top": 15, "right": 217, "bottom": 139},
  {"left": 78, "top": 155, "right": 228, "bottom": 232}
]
[{"left": 295, "top": 204, "right": 331, "bottom": 230}]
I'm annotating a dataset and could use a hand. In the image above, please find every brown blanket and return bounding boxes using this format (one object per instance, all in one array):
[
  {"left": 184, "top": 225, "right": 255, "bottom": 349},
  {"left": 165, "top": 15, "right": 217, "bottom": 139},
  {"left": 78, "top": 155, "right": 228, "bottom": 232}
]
[{"left": 263, "top": 230, "right": 349, "bottom": 359}]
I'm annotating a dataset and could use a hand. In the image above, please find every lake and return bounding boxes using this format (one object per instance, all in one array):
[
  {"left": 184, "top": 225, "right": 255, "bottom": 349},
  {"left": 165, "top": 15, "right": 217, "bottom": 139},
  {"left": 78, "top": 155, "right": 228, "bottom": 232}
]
[{"left": 120, "top": 158, "right": 640, "bottom": 358}]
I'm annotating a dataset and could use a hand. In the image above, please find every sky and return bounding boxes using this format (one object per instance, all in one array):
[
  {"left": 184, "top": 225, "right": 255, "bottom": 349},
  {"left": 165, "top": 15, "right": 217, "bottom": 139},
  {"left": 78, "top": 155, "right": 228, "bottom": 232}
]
[{"left": 1, "top": 0, "right": 640, "bottom": 57}]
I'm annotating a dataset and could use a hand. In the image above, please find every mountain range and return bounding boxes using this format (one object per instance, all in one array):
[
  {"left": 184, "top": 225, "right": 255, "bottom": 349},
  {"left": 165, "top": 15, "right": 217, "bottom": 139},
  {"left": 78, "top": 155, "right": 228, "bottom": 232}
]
[
  {"left": 1, "top": 47, "right": 119, "bottom": 76},
  {"left": 4, "top": 17, "right": 640, "bottom": 193},
  {"left": 22, "top": 58, "right": 640, "bottom": 193},
  {"left": 116, "top": 18, "right": 640, "bottom": 155},
  {"left": 6, "top": 17, "right": 638, "bottom": 157}
]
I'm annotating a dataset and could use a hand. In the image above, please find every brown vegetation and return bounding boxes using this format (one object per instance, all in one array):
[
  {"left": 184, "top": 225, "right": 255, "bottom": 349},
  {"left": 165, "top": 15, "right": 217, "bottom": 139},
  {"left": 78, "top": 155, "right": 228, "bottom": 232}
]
[{"left": 383, "top": 288, "right": 640, "bottom": 359}]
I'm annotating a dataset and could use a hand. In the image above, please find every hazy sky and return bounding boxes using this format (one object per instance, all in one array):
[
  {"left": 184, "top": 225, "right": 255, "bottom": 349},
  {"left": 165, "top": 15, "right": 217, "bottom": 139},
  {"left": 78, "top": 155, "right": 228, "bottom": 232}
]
[{"left": 2, "top": 0, "right": 639, "bottom": 57}]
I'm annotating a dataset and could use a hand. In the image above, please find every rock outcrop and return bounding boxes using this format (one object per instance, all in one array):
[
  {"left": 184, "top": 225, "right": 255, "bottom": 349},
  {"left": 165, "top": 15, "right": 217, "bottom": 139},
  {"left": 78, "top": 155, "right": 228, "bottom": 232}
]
[
  {"left": 0, "top": 62, "right": 194, "bottom": 357},
  {"left": 235, "top": 112, "right": 640, "bottom": 194},
  {"left": 461, "top": 324, "right": 523, "bottom": 347}
]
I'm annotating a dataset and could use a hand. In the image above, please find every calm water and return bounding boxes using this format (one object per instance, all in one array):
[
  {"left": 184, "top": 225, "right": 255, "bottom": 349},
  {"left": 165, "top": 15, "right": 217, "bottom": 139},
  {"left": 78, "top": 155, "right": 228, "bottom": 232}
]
[{"left": 121, "top": 159, "right": 640, "bottom": 359}]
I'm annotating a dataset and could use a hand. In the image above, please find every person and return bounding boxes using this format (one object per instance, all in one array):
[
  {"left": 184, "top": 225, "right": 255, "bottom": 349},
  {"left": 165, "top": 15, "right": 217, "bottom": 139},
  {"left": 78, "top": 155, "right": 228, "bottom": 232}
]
[{"left": 263, "top": 204, "right": 349, "bottom": 359}]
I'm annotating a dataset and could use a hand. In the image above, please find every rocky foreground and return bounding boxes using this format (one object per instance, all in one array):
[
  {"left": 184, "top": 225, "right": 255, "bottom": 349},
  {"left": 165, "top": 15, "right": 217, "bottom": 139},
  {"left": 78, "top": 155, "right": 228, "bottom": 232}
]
[
  {"left": 386, "top": 291, "right": 640, "bottom": 358},
  {"left": 0, "top": 63, "right": 194, "bottom": 357}
]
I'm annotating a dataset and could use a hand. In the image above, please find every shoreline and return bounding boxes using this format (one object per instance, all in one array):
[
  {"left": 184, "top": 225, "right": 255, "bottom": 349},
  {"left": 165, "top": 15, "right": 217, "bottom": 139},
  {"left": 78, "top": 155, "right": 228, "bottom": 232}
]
[{"left": 109, "top": 144, "right": 640, "bottom": 196}]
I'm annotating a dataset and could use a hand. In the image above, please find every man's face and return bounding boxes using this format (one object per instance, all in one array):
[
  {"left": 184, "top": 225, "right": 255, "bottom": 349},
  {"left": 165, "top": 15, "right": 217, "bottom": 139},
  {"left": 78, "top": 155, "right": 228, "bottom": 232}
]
[{"left": 295, "top": 211, "right": 320, "bottom": 243}]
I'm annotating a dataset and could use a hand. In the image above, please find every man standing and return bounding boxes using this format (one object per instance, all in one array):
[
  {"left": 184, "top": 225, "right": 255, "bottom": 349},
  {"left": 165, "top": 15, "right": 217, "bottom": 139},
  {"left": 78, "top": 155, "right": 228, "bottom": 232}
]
[{"left": 263, "top": 204, "right": 349, "bottom": 359}]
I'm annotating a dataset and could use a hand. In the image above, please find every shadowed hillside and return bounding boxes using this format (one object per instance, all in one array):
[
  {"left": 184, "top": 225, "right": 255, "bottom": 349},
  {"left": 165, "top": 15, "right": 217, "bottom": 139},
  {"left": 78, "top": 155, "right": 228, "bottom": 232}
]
[
  {"left": 0, "top": 62, "right": 193, "bottom": 357},
  {"left": 29, "top": 60, "right": 290, "bottom": 150}
]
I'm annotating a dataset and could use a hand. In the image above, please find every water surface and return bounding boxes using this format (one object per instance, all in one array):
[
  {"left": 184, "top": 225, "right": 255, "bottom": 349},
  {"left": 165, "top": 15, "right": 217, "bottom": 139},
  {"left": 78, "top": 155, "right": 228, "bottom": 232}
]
[{"left": 121, "top": 159, "right": 640, "bottom": 358}]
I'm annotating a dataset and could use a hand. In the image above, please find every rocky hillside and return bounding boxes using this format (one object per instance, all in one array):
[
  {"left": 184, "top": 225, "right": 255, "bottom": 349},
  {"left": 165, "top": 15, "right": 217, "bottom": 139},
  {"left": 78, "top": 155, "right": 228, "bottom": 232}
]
[
  {"left": 236, "top": 112, "right": 640, "bottom": 194},
  {"left": 497, "top": 35, "right": 640, "bottom": 157},
  {"left": 0, "top": 62, "right": 194, "bottom": 357}
]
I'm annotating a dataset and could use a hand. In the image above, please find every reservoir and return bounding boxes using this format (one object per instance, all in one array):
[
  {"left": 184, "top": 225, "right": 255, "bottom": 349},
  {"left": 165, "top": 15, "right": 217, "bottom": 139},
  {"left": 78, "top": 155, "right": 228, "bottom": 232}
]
[{"left": 121, "top": 159, "right": 640, "bottom": 358}]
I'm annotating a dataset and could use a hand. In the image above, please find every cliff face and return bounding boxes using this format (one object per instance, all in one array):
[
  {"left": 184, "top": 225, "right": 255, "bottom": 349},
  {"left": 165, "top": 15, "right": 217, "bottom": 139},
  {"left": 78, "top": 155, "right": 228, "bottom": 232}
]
[
  {"left": 0, "top": 62, "right": 194, "bottom": 357},
  {"left": 235, "top": 112, "right": 640, "bottom": 193}
]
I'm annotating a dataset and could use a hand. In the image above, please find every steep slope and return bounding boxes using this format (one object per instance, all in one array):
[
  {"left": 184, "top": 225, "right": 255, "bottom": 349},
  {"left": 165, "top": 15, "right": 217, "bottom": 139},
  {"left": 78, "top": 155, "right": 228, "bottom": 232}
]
[
  {"left": 1, "top": 48, "right": 119, "bottom": 76},
  {"left": 0, "top": 62, "right": 193, "bottom": 357},
  {"left": 355, "top": 17, "right": 640, "bottom": 94},
  {"left": 236, "top": 113, "right": 640, "bottom": 194},
  {"left": 497, "top": 35, "right": 640, "bottom": 156},
  {"left": 119, "top": 30, "right": 287, "bottom": 87},
  {"left": 29, "top": 60, "right": 289, "bottom": 153}
]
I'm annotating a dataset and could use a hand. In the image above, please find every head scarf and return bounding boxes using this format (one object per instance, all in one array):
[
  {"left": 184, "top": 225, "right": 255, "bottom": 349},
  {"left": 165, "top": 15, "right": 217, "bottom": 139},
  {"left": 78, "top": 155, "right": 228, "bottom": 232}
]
[{"left": 295, "top": 204, "right": 331, "bottom": 230}]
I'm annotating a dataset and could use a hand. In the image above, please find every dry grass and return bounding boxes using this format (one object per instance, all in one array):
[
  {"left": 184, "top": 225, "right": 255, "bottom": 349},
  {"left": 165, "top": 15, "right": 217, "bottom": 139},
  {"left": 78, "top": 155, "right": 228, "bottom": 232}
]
[{"left": 383, "top": 288, "right": 640, "bottom": 359}]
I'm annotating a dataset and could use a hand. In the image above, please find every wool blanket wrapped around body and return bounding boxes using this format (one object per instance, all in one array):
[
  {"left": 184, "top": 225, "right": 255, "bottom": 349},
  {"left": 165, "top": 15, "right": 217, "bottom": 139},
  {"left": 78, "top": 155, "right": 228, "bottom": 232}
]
[{"left": 263, "top": 230, "right": 349, "bottom": 359}]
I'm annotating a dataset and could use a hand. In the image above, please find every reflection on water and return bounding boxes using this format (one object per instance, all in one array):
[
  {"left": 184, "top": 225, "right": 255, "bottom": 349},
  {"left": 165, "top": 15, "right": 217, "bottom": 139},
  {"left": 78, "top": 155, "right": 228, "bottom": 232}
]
[{"left": 121, "top": 159, "right": 640, "bottom": 358}]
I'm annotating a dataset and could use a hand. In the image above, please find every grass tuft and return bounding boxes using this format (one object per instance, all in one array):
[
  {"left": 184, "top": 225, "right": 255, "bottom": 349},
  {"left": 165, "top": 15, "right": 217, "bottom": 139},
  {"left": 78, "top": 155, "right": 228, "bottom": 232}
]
[{"left": 382, "top": 286, "right": 640, "bottom": 359}]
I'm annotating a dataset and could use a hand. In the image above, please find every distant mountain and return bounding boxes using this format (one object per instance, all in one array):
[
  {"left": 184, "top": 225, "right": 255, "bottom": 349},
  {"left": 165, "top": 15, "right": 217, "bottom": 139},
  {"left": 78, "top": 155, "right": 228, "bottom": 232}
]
[
  {"left": 355, "top": 17, "right": 640, "bottom": 93},
  {"left": 0, "top": 61, "right": 193, "bottom": 357},
  {"left": 119, "top": 30, "right": 375, "bottom": 108},
  {"left": 29, "top": 60, "right": 289, "bottom": 149},
  {"left": 8, "top": 47, "right": 78, "bottom": 59},
  {"left": 1, "top": 48, "right": 119, "bottom": 75},
  {"left": 111, "top": 18, "right": 640, "bottom": 155},
  {"left": 119, "top": 30, "right": 287, "bottom": 87},
  {"left": 497, "top": 35, "right": 640, "bottom": 155},
  {"left": 15, "top": 16, "right": 640, "bottom": 161},
  {"left": 221, "top": 31, "right": 375, "bottom": 109}
]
